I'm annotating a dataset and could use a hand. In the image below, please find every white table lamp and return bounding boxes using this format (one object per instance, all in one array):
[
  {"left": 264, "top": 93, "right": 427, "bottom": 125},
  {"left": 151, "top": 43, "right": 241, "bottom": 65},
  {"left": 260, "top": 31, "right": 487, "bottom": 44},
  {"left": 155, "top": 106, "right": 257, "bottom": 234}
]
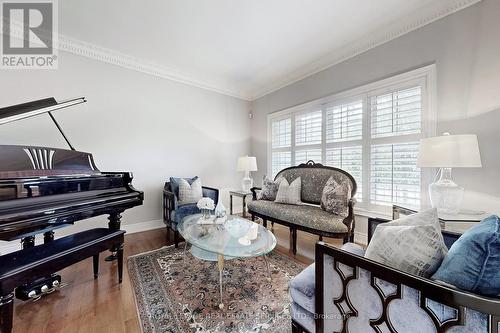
[
  {"left": 237, "top": 156, "right": 257, "bottom": 191},
  {"left": 418, "top": 133, "right": 482, "bottom": 214}
]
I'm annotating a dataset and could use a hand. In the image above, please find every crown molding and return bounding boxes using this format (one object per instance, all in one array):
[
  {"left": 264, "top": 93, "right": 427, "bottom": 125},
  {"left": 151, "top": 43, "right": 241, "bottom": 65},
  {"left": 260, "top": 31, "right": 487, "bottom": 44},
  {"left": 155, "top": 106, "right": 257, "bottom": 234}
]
[
  {"left": 2, "top": 0, "right": 481, "bottom": 101},
  {"left": 56, "top": 35, "right": 251, "bottom": 101},
  {"left": 248, "top": 0, "right": 482, "bottom": 100}
]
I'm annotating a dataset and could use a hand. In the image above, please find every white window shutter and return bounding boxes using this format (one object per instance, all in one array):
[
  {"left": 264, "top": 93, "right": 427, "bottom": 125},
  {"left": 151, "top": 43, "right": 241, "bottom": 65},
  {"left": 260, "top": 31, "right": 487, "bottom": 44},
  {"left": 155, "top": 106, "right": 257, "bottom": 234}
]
[
  {"left": 295, "top": 149, "right": 322, "bottom": 165},
  {"left": 370, "top": 143, "right": 420, "bottom": 208},
  {"left": 371, "top": 86, "right": 422, "bottom": 138},
  {"left": 295, "top": 110, "right": 322, "bottom": 146},
  {"left": 326, "top": 101, "right": 363, "bottom": 143},
  {"left": 272, "top": 118, "right": 291, "bottom": 148}
]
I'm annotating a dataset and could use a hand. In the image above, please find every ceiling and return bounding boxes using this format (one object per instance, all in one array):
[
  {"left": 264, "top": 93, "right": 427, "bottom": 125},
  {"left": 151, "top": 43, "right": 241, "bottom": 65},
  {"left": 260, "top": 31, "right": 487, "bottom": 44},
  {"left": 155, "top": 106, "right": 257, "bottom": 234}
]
[{"left": 59, "top": 0, "right": 479, "bottom": 100}]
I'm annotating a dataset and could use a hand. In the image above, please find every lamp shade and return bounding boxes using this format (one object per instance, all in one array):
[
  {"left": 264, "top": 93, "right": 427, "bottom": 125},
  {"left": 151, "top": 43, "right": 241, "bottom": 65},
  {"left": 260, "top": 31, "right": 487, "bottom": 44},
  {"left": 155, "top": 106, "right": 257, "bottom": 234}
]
[
  {"left": 418, "top": 134, "right": 482, "bottom": 168},
  {"left": 237, "top": 156, "right": 258, "bottom": 172}
]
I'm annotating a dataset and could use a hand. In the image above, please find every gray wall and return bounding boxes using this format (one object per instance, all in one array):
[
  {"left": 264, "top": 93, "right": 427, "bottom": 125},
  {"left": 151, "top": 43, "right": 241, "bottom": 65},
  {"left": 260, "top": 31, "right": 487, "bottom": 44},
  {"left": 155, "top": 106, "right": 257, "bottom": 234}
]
[
  {"left": 251, "top": 0, "right": 500, "bottom": 216},
  {"left": 0, "top": 52, "right": 251, "bottom": 232}
]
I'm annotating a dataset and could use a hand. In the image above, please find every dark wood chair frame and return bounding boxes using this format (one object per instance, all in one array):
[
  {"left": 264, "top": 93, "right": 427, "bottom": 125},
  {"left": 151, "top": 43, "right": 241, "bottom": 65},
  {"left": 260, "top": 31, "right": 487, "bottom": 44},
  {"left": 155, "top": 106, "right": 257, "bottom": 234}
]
[
  {"left": 249, "top": 161, "right": 357, "bottom": 255},
  {"left": 291, "top": 217, "right": 500, "bottom": 333},
  {"left": 163, "top": 182, "right": 219, "bottom": 247}
]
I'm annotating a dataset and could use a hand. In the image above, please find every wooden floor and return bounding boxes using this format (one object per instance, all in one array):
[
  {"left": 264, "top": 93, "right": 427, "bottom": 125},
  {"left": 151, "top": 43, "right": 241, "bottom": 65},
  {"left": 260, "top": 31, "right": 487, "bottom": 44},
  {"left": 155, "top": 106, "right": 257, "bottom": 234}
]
[{"left": 11, "top": 225, "right": 344, "bottom": 333}]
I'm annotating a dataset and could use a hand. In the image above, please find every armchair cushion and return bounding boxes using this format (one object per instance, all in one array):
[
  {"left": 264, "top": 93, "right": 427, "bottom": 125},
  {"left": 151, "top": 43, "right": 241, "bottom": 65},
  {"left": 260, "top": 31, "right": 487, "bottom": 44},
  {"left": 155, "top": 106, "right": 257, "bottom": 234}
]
[
  {"left": 169, "top": 176, "right": 199, "bottom": 199},
  {"left": 247, "top": 200, "right": 348, "bottom": 233},
  {"left": 290, "top": 302, "right": 315, "bottom": 333},
  {"left": 172, "top": 203, "right": 200, "bottom": 225},
  {"left": 432, "top": 215, "right": 500, "bottom": 297},
  {"left": 290, "top": 243, "right": 365, "bottom": 314},
  {"left": 365, "top": 208, "right": 447, "bottom": 277}
]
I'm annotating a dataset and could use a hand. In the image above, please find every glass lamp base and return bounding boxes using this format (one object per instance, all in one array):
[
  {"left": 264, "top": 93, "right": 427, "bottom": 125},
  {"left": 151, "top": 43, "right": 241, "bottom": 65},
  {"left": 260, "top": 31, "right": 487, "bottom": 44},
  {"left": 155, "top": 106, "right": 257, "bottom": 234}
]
[
  {"left": 241, "top": 177, "right": 253, "bottom": 192},
  {"left": 429, "top": 168, "right": 464, "bottom": 215}
]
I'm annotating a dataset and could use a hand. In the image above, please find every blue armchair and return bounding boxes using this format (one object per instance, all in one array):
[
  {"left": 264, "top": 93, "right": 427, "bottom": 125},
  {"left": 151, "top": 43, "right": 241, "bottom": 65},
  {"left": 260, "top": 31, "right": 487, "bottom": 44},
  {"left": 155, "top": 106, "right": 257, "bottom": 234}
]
[{"left": 163, "top": 180, "right": 219, "bottom": 247}]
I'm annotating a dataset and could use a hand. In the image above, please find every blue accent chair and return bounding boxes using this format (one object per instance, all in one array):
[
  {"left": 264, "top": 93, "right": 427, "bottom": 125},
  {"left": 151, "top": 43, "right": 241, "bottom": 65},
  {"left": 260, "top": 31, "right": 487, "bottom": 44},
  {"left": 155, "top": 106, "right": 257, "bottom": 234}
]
[{"left": 163, "top": 180, "right": 219, "bottom": 247}]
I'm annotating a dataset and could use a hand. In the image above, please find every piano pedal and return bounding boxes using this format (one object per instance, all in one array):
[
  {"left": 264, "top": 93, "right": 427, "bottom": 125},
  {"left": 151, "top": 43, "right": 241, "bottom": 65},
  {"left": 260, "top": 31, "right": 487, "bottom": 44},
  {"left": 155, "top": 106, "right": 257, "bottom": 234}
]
[{"left": 15, "top": 274, "right": 63, "bottom": 301}]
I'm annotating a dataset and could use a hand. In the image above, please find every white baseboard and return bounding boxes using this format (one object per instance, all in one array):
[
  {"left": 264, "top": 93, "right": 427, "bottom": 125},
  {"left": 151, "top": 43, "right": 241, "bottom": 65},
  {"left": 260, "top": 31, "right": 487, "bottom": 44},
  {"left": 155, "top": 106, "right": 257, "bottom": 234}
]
[
  {"left": 0, "top": 219, "right": 165, "bottom": 255},
  {"left": 123, "top": 219, "right": 164, "bottom": 234}
]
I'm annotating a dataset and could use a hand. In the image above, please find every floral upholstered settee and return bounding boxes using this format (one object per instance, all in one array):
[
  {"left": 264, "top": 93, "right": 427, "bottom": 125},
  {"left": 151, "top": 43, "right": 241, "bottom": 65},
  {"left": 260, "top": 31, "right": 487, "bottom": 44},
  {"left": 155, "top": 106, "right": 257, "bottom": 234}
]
[{"left": 248, "top": 161, "right": 357, "bottom": 255}]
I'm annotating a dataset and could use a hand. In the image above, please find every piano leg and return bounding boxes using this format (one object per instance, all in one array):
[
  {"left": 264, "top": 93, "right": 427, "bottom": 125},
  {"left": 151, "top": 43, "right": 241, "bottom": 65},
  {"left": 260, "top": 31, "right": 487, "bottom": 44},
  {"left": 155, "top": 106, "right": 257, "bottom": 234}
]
[
  {"left": 21, "top": 236, "right": 35, "bottom": 249},
  {"left": 105, "top": 211, "right": 122, "bottom": 262},
  {"left": 0, "top": 293, "right": 13, "bottom": 333},
  {"left": 93, "top": 254, "right": 99, "bottom": 279},
  {"left": 43, "top": 231, "right": 54, "bottom": 243}
]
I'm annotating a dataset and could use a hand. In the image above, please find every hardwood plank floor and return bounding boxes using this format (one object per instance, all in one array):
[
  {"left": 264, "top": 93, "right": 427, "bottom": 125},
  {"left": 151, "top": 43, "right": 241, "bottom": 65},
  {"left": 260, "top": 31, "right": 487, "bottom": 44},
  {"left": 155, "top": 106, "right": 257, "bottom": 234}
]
[{"left": 11, "top": 224, "right": 345, "bottom": 333}]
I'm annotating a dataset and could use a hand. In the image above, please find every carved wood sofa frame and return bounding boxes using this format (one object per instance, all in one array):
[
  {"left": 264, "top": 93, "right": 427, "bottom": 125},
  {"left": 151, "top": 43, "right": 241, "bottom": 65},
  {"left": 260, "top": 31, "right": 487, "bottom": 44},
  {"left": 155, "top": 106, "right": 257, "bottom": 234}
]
[
  {"left": 291, "top": 219, "right": 500, "bottom": 333},
  {"left": 249, "top": 161, "right": 357, "bottom": 255}
]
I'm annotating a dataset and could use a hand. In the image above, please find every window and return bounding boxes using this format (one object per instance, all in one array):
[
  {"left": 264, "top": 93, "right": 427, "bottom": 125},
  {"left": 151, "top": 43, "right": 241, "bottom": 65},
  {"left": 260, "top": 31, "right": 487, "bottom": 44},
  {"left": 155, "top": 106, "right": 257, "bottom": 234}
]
[{"left": 268, "top": 65, "right": 435, "bottom": 213}]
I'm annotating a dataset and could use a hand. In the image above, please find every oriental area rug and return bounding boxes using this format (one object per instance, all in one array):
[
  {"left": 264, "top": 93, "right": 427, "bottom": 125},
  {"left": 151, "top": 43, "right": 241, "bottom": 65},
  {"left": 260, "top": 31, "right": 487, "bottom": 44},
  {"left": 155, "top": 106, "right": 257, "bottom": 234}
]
[{"left": 127, "top": 245, "right": 305, "bottom": 333}]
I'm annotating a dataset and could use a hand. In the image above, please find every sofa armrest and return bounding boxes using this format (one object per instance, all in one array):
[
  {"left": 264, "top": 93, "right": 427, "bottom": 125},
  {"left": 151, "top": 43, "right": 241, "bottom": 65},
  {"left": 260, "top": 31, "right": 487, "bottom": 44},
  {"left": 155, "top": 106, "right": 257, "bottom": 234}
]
[
  {"left": 163, "top": 189, "right": 175, "bottom": 222},
  {"left": 202, "top": 186, "right": 219, "bottom": 204},
  {"left": 315, "top": 242, "right": 500, "bottom": 333},
  {"left": 250, "top": 187, "right": 261, "bottom": 200}
]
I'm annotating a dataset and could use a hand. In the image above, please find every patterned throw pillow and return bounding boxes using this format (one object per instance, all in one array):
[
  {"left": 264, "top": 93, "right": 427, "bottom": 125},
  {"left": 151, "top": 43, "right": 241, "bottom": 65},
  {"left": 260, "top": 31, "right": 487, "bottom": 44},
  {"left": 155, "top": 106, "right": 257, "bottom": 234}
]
[
  {"left": 320, "top": 176, "right": 351, "bottom": 218},
  {"left": 260, "top": 177, "right": 283, "bottom": 201},
  {"left": 275, "top": 177, "right": 302, "bottom": 205},
  {"left": 365, "top": 208, "right": 448, "bottom": 277},
  {"left": 178, "top": 178, "right": 203, "bottom": 205}
]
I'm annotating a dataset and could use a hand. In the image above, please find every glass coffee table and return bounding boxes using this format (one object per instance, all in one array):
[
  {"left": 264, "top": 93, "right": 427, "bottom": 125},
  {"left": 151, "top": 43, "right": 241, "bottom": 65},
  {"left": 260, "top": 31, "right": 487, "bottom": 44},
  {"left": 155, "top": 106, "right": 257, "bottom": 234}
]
[{"left": 178, "top": 214, "right": 276, "bottom": 309}]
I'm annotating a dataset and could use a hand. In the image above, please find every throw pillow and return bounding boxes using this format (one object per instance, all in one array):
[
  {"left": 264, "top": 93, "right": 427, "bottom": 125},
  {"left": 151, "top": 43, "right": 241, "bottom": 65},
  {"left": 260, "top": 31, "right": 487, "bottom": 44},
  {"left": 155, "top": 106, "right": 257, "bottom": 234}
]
[
  {"left": 432, "top": 215, "right": 500, "bottom": 296},
  {"left": 178, "top": 177, "right": 203, "bottom": 205},
  {"left": 320, "top": 176, "right": 351, "bottom": 218},
  {"left": 170, "top": 176, "right": 199, "bottom": 198},
  {"left": 365, "top": 208, "right": 448, "bottom": 277},
  {"left": 275, "top": 177, "right": 302, "bottom": 205},
  {"left": 260, "top": 176, "right": 283, "bottom": 201}
]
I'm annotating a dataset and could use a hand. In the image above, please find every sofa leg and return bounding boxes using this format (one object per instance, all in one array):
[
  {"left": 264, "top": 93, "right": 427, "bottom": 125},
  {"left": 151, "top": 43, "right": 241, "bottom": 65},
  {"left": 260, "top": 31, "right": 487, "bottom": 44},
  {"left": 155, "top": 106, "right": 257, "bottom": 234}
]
[
  {"left": 263, "top": 219, "right": 267, "bottom": 228},
  {"left": 349, "top": 231, "right": 355, "bottom": 243},
  {"left": 319, "top": 235, "right": 323, "bottom": 241},
  {"left": 291, "top": 320, "right": 303, "bottom": 333},
  {"left": 251, "top": 214, "right": 255, "bottom": 222},
  {"left": 290, "top": 228, "right": 297, "bottom": 255},
  {"left": 343, "top": 235, "right": 349, "bottom": 244},
  {"left": 174, "top": 230, "right": 179, "bottom": 248}
]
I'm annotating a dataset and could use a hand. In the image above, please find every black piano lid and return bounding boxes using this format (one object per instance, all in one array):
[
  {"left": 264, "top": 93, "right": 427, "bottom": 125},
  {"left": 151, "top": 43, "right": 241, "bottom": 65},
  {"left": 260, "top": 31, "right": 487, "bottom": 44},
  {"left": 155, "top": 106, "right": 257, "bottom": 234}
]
[{"left": 0, "top": 97, "right": 86, "bottom": 126}]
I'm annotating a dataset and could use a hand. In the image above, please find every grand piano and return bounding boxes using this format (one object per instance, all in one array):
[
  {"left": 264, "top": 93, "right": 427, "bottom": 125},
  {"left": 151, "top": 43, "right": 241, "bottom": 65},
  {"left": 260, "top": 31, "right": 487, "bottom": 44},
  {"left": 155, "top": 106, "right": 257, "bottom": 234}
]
[{"left": 0, "top": 98, "right": 143, "bottom": 307}]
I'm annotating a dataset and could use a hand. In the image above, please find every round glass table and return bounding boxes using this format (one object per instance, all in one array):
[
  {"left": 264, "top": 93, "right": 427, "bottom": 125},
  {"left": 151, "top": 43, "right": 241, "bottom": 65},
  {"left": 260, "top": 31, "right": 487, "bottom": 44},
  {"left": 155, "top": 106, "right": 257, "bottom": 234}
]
[{"left": 178, "top": 214, "right": 276, "bottom": 309}]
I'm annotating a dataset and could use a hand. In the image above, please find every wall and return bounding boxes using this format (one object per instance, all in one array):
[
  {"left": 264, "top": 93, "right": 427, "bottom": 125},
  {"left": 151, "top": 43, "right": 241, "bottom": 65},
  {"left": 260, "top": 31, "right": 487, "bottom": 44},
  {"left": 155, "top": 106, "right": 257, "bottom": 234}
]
[
  {"left": 250, "top": 0, "right": 500, "bottom": 243},
  {"left": 0, "top": 51, "right": 251, "bottom": 250}
]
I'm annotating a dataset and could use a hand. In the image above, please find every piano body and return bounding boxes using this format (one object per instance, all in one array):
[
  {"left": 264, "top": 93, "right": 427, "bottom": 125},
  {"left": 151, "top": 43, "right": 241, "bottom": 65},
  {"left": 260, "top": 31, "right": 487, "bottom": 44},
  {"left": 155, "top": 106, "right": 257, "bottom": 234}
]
[
  {"left": 0, "top": 145, "right": 144, "bottom": 244},
  {"left": 0, "top": 98, "right": 143, "bottom": 305}
]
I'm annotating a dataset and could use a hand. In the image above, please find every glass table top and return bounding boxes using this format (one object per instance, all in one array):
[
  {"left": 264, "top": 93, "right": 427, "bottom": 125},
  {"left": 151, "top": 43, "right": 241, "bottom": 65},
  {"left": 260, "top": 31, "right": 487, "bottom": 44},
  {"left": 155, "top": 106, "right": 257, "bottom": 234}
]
[{"left": 178, "top": 214, "right": 276, "bottom": 259}]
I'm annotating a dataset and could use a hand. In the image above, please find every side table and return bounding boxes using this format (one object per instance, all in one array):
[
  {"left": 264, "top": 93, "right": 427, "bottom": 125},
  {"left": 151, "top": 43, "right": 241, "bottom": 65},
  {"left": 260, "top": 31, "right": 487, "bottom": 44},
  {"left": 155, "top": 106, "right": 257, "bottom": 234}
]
[{"left": 229, "top": 190, "right": 252, "bottom": 218}]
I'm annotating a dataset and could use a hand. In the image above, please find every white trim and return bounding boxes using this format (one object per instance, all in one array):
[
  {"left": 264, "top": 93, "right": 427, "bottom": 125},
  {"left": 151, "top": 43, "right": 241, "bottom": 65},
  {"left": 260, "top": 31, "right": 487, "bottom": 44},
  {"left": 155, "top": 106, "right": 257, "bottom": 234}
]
[
  {"left": 3, "top": 0, "right": 479, "bottom": 100},
  {"left": 249, "top": 0, "right": 481, "bottom": 100},
  {"left": 0, "top": 219, "right": 164, "bottom": 255}
]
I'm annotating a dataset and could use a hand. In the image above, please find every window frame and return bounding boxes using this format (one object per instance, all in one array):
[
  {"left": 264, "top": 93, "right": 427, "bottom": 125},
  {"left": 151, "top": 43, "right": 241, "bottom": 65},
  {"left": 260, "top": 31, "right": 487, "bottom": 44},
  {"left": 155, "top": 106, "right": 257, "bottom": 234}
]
[{"left": 267, "top": 65, "right": 436, "bottom": 215}]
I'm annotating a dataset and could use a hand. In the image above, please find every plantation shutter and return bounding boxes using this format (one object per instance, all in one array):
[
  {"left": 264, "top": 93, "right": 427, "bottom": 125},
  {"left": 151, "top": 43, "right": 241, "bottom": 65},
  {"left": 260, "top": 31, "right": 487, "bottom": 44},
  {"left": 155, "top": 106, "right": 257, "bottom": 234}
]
[
  {"left": 295, "top": 110, "right": 322, "bottom": 146},
  {"left": 369, "top": 85, "right": 423, "bottom": 208},
  {"left": 371, "top": 86, "right": 422, "bottom": 138}
]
